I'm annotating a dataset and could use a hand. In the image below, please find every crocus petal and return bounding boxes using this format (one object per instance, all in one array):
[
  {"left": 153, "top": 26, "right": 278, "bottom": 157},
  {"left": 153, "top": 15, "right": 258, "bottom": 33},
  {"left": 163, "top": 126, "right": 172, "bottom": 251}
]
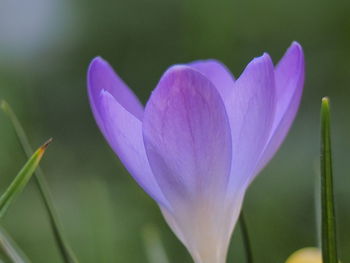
[
  {"left": 227, "top": 54, "right": 276, "bottom": 189},
  {"left": 188, "top": 59, "right": 235, "bottom": 100},
  {"left": 97, "top": 91, "right": 170, "bottom": 209},
  {"left": 88, "top": 57, "right": 144, "bottom": 126},
  {"left": 255, "top": 42, "right": 305, "bottom": 173},
  {"left": 143, "top": 65, "right": 232, "bottom": 202},
  {"left": 143, "top": 66, "right": 232, "bottom": 263},
  {"left": 87, "top": 58, "right": 169, "bottom": 208}
]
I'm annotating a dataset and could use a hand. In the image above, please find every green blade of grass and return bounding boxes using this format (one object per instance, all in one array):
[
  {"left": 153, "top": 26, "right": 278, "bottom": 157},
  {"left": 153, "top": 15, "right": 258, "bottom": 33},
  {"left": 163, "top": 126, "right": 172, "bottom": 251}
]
[
  {"left": 142, "top": 225, "right": 170, "bottom": 263},
  {"left": 0, "top": 139, "right": 51, "bottom": 217},
  {"left": 239, "top": 210, "right": 253, "bottom": 263},
  {"left": 0, "top": 224, "right": 31, "bottom": 263},
  {"left": 320, "top": 97, "right": 338, "bottom": 263},
  {"left": 0, "top": 100, "right": 79, "bottom": 263}
]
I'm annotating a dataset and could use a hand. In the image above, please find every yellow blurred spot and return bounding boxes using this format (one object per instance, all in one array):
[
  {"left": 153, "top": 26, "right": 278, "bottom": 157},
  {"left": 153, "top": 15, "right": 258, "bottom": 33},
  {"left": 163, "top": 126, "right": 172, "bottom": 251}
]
[{"left": 286, "top": 248, "right": 322, "bottom": 263}]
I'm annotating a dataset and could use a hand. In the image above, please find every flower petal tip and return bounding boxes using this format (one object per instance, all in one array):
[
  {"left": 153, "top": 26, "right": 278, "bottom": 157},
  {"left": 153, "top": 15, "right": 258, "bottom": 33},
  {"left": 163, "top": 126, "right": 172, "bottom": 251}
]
[
  {"left": 291, "top": 41, "right": 302, "bottom": 49},
  {"left": 287, "top": 42, "right": 304, "bottom": 61},
  {"left": 164, "top": 64, "right": 193, "bottom": 75},
  {"left": 243, "top": 53, "right": 274, "bottom": 79},
  {"left": 88, "top": 56, "right": 107, "bottom": 75},
  {"left": 251, "top": 52, "right": 274, "bottom": 67},
  {"left": 90, "top": 56, "right": 106, "bottom": 64}
]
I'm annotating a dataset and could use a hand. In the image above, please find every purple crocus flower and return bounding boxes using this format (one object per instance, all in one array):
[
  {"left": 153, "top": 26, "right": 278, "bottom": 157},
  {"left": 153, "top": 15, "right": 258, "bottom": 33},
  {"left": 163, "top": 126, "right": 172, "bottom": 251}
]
[{"left": 87, "top": 42, "right": 304, "bottom": 263}]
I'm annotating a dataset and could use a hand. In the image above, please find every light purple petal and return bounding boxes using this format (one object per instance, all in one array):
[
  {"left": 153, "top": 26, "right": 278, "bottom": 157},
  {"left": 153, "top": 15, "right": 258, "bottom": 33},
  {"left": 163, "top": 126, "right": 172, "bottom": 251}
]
[
  {"left": 97, "top": 91, "right": 170, "bottom": 209},
  {"left": 227, "top": 54, "right": 276, "bottom": 189},
  {"left": 87, "top": 58, "right": 169, "bottom": 208},
  {"left": 142, "top": 66, "right": 232, "bottom": 262},
  {"left": 188, "top": 59, "right": 235, "bottom": 100},
  {"left": 143, "top": 65, "right": 232, "bottom": 204},
  {"left": 255, "top": 42, "right": 305, "bottom": 174},
  {"left": 88, "top": 57, "right": 144, "bottom": 126}
]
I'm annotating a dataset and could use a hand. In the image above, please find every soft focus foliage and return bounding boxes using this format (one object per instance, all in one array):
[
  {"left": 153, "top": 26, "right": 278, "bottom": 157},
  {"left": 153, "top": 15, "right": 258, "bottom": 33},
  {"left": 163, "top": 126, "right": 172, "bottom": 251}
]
[{"left": 0, "top": 0, "right": 349, "bottom": 262}]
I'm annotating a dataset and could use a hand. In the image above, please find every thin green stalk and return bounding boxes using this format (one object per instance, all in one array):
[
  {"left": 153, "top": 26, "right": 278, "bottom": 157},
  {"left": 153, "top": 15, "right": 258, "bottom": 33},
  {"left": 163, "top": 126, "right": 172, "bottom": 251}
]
[
  {"left": 0, "top": 100, "right": 79, "bottom": 263},
  {"left": 320, "top": 97, "right": 338, "bottom": 263},
  {"left": 142, "top": 225, "right": 170, "bottom": 263},
  {"left": 239, "top": 210, "right": 253, "bottom": 263},
  {"left": 0, "top": 140, "right": 50, "bottom": 263},
  {"left": 0, "top": 224, "right": 31, "bottom": 263}
]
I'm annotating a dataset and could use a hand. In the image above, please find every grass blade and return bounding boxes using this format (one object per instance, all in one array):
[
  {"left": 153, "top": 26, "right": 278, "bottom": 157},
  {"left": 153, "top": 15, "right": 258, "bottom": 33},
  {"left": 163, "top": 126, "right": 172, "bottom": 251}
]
[
  {"left": 0, "top": 224, "right": 31, "bottom": 263},
  {"left": 239, "top": 210, "right": 253, "bottom": 263},
  {"left": 0, "top": 100, "right": 79, "bottom": 263},
  {"left": 320, "top": 97, "right": 338, "bottom": 263},
  {"left": 142, "top": 225, "right": 170, "bottom": 263},
  {"left": 0, "top": 139, "right": 51, "bottom": 217}
]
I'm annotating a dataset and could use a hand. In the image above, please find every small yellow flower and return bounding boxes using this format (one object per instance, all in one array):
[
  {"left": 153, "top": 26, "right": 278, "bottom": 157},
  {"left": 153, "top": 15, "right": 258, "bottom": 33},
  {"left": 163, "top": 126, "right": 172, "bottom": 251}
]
[{"left": 286, "top": 248, "right": 322, "bottom": 263}]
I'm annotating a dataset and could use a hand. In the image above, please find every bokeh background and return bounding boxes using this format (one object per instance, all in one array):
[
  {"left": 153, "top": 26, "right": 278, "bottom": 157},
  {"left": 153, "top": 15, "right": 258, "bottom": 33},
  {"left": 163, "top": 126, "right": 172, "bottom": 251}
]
[{"left": 0, "top": 0, "right": 349, "bottom": 262}]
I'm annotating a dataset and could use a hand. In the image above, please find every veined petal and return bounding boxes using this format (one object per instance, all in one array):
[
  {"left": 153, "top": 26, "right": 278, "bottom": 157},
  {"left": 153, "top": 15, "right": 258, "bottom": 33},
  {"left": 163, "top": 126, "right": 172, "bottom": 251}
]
[
  {"left": 227, "top": 54, "right": 276, "bottom": 189},
  {"left": 188, "top": 59, "right": 235, "bottom": 100},
  {"left": 88, "top": 57, "right": 144, "bottom": 126},
  {"left": 255, "top": 42, "right": 305, "bottom": 173},
  {"left": 87, "top": 58, "right": 168, "bottom": 208},
  {"left": 143, "top": 66, "right": 232, "bottom": 263},
  {"left": 98, "top": 91, "right": 169, "bottom": 208},
  {"left": 143, "top": 65, "right": 232, "bottom": 204}
]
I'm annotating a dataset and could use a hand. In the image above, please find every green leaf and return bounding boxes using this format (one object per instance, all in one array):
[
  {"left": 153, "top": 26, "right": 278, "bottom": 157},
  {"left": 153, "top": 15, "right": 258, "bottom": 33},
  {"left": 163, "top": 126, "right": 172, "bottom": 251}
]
[
  {"left": 1, "top": 100, "right": 79, "bottom": 263},
  {"left": 142, "top": 225, "right": 170, "bottom": 263},
  {"left": 0, "top": 224, "right": 31, "bottom": 263},
  {"left": 0, "top": 139, "right": 51, "bottom": 217},
  {"left": 239, "top": 210, "right": 253, "bottom": 263},
  {"left": 320, "top": 97, "right": 339, "bottom": 263}
]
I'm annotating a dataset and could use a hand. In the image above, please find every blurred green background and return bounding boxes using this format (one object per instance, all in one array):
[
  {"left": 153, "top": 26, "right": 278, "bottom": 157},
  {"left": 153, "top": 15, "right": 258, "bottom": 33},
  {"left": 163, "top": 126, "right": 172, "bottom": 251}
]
[{"left": 0, "top": 0, "right": 349, "bottom": 262}]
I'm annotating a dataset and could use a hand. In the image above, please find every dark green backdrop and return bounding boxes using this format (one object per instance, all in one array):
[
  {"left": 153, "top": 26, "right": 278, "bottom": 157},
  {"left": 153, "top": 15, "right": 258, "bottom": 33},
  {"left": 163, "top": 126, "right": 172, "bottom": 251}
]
[{"left": 0, "top": 0, "right": 349, "bottom": 262}]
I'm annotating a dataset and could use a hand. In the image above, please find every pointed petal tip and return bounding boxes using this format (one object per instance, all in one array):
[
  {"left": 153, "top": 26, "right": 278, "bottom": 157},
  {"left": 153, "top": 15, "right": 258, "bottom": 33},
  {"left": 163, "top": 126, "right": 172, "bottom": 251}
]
[
  {"left": 251, "top": 52, "right": 273, "bottom": 66},
  {"left": 88, "top": 56, "right": 107, "bottom": 73},
  {"left": 164, "top": 64, "right": 193, "bottom": 75},
  {"left": 275, "top": 42, "right": 305, "bottom": 75},
  {"left": 287, "top": 41, "right": 304, "bottom": 60},
  {"left": 244, "top": 53, "right": 274, "bottom": 77},
  {"left": 91, "top": 56, "right": 105, "bottom": 63},
  {"left": 87, "top": 57, "right": 104, "bottom": 86},
  {"left": 291, "top": 41, "right": 302, "bottom": 50}
]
